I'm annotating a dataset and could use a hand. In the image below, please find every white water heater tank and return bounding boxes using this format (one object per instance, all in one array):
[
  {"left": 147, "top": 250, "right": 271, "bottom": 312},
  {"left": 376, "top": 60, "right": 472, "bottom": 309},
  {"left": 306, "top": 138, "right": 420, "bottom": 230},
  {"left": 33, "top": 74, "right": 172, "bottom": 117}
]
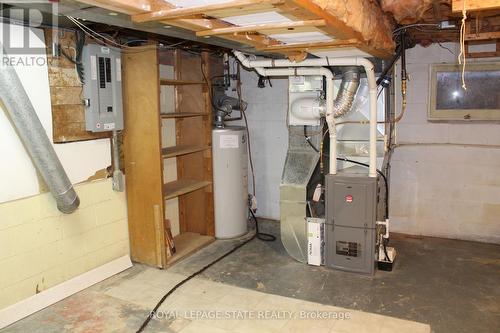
[{"left": 212, "top": 126, "right": 248, "bottom": 239}]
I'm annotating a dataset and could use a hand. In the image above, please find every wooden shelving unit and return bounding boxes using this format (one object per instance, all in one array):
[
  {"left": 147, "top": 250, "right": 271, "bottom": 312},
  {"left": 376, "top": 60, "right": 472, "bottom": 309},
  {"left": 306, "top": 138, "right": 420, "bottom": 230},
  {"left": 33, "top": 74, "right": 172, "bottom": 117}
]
[
  {"left": 160, "top": 78, "right": 206, "bottom": 85},
  {"left": 123, "top": 46, "right": 216, "bottom": 268},
  {"left": 164, "top": 179, "right": 212, "bottom": 200},
  {"left": 160, "top": 112, "right": 207, "bottom": 119},
  {"left": 162, "top": 144, "right": 210, "bottom": 158}
]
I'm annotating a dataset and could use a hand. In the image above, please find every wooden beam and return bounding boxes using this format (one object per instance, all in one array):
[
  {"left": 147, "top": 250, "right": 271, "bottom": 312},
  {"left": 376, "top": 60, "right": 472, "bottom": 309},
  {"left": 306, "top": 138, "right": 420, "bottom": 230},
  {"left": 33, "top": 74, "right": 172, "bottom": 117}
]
[
  {"left": 78, "top": 0, "right": 153, "bottom": 14},
  {"left": 196, "top": 19, "right": 325, "bottom": 37},
  {"left": 259, "top": 38, "right": 360, "bottom": 51},
  {"left": 77, "top": 0, "right": 285, "bottom": 51},
  {"left": 280, "top": 0, "right": 394, "bottom": 58},
  {"left": 452, "top": 0, "right": 500, "bottom": 12},
  {"left": 132, "top": 0, "right": 283, "bottom": 23},
  {"left": 432, "top": 0, "right": 442, "bottom": 20},
  {"left": 465, "top": 31, "right": 500, "bottom": 41}
]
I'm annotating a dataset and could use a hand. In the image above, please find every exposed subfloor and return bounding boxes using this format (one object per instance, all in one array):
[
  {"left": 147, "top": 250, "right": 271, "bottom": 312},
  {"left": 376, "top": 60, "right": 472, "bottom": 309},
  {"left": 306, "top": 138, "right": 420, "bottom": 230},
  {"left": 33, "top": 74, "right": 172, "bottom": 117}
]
[{"left": 2, "top": 220, "right": 499, "bottom": 333}]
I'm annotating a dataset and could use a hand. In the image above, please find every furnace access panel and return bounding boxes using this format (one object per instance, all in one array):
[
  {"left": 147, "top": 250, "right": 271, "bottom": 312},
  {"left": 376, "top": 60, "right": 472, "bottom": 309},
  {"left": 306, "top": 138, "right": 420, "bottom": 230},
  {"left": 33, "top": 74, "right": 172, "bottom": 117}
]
[{"left": 325, "top": 170, "right": 378, "bottom": 275}]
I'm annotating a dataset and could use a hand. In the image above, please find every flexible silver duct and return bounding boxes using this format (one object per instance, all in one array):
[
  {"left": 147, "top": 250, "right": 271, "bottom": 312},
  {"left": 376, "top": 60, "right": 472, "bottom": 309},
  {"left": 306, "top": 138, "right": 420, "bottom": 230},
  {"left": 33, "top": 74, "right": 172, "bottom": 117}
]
[
  {"left": 333, "top": 67, "right": 360, "bottom": 118},
  {"left": 0, "top": 43, "right": 80, "bottom": 213}
]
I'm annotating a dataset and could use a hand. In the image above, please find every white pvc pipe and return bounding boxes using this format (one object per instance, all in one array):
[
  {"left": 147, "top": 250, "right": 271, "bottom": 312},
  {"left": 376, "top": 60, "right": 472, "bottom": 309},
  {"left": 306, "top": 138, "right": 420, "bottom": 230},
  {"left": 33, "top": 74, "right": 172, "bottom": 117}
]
[{"left": 233, "top": 51, "right": 377, "bottom": 177}]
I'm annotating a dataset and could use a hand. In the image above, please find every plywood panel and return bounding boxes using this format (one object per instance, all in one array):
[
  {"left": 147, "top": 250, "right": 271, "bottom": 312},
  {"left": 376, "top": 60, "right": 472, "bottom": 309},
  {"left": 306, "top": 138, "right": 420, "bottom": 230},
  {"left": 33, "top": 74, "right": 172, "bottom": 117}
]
[{"left": 122, "top": 46, "right": 166, "bottom": 267}]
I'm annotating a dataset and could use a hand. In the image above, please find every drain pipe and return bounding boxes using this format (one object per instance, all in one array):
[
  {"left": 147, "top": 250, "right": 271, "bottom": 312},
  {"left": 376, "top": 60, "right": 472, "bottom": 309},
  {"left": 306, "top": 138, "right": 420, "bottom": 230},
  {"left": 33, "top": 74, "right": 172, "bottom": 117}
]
[
  {"left": 0, "top": 43, "right": 80, "bottom": 213},
  {"left": 233, "top": 51, "right": 377, "bottom": 177}
]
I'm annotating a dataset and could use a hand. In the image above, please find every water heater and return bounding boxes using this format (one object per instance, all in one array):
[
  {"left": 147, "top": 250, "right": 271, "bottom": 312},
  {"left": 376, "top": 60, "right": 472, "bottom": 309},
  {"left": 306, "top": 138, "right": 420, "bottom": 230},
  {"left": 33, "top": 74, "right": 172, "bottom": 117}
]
[{"left": 212, "top": 126, "right": 248, "bottom": 238}]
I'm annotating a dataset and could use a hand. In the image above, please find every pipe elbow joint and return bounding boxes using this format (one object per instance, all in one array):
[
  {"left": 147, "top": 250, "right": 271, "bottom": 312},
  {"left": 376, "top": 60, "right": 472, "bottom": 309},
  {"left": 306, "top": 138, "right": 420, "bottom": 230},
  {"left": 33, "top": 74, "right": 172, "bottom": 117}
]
[{"left": 55, "top": 187, "right": 80, "bottom": 214}]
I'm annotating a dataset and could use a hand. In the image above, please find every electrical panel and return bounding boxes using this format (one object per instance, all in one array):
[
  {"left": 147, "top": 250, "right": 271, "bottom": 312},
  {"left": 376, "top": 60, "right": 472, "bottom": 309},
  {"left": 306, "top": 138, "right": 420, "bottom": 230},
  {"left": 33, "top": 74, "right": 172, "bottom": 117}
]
[
  {"left": 82, "top": 44, "right": 123, "bottom": 132},
  {"left": 324, "top": 167, "right": 378, "bottom": 275}
]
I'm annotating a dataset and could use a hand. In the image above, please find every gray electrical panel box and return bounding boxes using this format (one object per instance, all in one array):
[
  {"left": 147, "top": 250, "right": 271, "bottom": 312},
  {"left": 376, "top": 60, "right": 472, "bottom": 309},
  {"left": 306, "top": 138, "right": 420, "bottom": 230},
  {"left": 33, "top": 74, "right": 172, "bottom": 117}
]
[
  {"left": 82, "top": 44, "right": 123, "bottom": 132},
  {"left": 325, "top": 166, "right": 378, "bottom": 275}
]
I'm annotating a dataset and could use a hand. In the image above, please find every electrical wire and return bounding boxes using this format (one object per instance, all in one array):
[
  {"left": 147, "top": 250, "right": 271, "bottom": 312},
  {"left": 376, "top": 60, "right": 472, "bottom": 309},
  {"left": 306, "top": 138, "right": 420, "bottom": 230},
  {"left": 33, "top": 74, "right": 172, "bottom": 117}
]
[
  {"left": 392, "top": 23, "right": 440, "bottom": 35},
  {"left": 67, "top": 16, "right": 129, "bottom": 48},
  {"left": 242, "top": 108, "right": 256, "bottom": 197},
  {"left": 437, "top": 42, "right": 456, "bottom": 56},
  {"left": 136, "top": 208, "right": 274, "bottom": 333},
  {"left": 67, "top": 16, "right": 189, "bottom": 54},
  {"left": 250, "top": 208, "right": 276, "bottom": 242}
]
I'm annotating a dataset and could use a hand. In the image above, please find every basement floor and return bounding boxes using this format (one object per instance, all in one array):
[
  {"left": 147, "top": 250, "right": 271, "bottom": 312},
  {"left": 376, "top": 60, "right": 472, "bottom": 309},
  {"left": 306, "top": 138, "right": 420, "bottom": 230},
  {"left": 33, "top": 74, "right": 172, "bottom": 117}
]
[{"left": 2, "top": 220, "right": 499, "bottom": 333}]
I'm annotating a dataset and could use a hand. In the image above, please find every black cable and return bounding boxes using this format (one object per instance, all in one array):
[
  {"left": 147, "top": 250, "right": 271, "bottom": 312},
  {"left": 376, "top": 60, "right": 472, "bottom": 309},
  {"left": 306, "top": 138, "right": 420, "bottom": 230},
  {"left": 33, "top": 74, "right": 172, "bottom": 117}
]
[
  {"left": 250, "top": 208, "right": 276, "bottom": 242},
  {"left": 376, "top": 44, "right": 402, "bottom": 86},
  {"left": 136, "top": 208, "right": 274, "bottom": 333},
  {"left": 304, "top": 126, "right": 320, "bottom": 153}
]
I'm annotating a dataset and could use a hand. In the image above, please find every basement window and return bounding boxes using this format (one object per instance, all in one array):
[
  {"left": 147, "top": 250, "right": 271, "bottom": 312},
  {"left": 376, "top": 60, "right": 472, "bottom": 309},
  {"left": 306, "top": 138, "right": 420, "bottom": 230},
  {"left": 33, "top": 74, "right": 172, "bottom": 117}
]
[{"left": 428, "top": 62, "right": 500, "bottom": 120}]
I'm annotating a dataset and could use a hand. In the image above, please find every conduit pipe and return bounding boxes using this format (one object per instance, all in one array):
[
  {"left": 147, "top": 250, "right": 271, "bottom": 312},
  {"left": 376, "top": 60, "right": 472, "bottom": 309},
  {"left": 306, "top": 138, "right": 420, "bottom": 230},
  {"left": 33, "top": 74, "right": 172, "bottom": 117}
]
[
  {"left": 233, "top": 51, "right": 377, "bottom": 177},
  {"left": 0, "top": 42, "right": 80, "bottom": 213}
]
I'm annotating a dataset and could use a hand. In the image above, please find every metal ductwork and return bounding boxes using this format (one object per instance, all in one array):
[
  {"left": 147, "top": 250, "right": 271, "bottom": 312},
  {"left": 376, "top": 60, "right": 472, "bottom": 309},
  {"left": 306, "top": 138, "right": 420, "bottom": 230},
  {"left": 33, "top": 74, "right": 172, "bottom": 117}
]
[
  {"left": 333, "top": 67, "right": 360, "bottom": 118},
  {"left": 213, "top": 94, "right": 247, "bottom": 128},
  {"left": 0, "top": 43, "right": 80, "bottom": 213}
]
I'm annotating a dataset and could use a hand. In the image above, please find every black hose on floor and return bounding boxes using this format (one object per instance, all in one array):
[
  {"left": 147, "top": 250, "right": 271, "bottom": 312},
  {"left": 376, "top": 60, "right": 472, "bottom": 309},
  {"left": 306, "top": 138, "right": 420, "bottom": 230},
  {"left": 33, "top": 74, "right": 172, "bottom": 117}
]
[
  {"left": 250, "top": 208, "right": 276, "bottom": 242},
  {"left": 136, "top": 208, "right": 274, "bottom": 333}
]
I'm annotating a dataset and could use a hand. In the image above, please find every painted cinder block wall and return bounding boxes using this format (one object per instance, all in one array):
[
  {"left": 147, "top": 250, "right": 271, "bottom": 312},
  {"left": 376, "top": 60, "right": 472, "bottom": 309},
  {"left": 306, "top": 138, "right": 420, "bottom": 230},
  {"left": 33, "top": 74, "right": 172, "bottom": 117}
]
[
  {"left": 390, "top": 43, "right": 500, "bottom": 243},
  {"left": 229, "top": 69, "right": 289, "bottom": 220},
  {"left": 0, "top": 179, "right": 129, "bottom": 310},
  {"left": 236, "top": 43, "right": 500, "bottom": 243},
  {"left": 0, "top": 25, "right": 130, "bottom": 310}
]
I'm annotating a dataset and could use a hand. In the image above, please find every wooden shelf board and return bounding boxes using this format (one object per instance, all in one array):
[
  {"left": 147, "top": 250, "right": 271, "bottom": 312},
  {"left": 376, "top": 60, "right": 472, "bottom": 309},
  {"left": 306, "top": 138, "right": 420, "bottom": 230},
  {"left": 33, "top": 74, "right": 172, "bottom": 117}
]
[
  {"left": 164, "top": 179, "right": 211, "bottom": 200},
  {"left": 162, "top": 144, "right": 210, "bottom": 158},
  {"left": 160, "top": 78, "right": 206, "bottom": 85},
  {"left": 161, "top": 112, "right": 208, "bottom": 119},
  {"left": 167, "top": 232, "right": 214, "bottom": 266}
]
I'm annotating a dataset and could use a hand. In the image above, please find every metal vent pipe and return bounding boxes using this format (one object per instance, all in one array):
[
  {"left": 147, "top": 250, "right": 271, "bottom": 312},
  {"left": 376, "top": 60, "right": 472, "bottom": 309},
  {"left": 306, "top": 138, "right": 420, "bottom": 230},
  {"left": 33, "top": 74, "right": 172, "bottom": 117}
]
[
  {"left": 0, "top": 43, "right": 80, "bottom": 213},
  {"left": 333, "top": 67, "right": 360, "bottom": 118}
]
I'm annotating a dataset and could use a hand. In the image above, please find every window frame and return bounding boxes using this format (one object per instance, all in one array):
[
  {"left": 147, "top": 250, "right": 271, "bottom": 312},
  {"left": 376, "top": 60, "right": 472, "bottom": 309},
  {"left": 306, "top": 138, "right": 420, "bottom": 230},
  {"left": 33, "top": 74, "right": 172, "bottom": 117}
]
[{"left": 428, "top": 62, "right": 500, "bottom": 121}]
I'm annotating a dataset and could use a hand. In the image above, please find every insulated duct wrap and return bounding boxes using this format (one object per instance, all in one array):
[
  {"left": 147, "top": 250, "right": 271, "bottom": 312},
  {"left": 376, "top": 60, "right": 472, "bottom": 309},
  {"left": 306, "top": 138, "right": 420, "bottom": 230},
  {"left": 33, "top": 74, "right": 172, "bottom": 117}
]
[{"left": 0, "top": 42, "right": 80, "bottom": 213}]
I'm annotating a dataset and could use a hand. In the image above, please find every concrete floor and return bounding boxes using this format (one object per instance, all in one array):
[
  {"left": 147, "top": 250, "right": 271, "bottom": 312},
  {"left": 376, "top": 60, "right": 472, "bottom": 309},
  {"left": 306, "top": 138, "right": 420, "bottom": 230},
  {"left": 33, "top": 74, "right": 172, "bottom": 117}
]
[
  {"left": 169, "top": 220, "right": 500, "bottom": 333},
  {"left": 2, "top": 219, "right": 499, "bottom": 333}
]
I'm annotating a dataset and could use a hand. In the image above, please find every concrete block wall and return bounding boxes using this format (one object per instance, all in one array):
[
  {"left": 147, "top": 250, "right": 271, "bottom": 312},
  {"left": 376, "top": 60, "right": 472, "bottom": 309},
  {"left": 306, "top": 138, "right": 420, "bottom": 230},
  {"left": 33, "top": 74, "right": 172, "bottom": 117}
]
[
  {"left": 230, "top": 68, "right": 289, "bottom": 220},
  {"left": 0, "top": 178, "right": 129, "bottom": 310},
  {"left": 390, "top": 42, "right": 500, "bottom": 243}
]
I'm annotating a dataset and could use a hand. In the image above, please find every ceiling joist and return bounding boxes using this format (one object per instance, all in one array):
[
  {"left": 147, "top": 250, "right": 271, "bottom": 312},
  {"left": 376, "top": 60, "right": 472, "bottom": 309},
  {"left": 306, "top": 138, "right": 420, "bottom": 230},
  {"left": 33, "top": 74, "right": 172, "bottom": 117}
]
[
  {"left": 465, "top": 31, "right": 500, "bottom": 41},
  {"left": 196, "top": 19, "right": 326, "bottom": 37},
  {"left": 76, "top": 0, "right": 396, "bottom": 59},
  {"left": 259, "top": 38, "right": 360, "bottom": 51},
  {"left": 78, "top": 0, "right": 286, "bottom": 50},
  {"left": 452, "top": 0, "right": 500, "bottom": 13},
  {"left": 132, "top": 0, "right": 284, "bottom": 22}
]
